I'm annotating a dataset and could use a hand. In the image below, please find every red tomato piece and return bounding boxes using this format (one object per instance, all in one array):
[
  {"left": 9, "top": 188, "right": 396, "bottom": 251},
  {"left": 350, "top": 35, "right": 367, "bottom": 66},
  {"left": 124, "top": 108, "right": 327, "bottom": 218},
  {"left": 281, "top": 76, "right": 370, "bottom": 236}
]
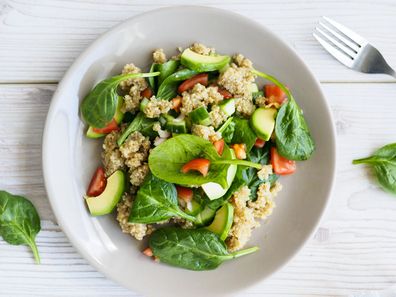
[
  {"left": 86, "top": 167, "right": 107, "bottom": 197},
  {"left": 142, "top": 247, "right": 153, "bottom": 257},
  {"left": 176, "top": 186, "right": 193, "bottom": 202},
  {"left": 141, "top": 87, "right": 153, "bottom": 99},
  {"left": 213, "top": 139, "right": 225, "bottom": 156},
  {"left": 270, "top": 147, "right": 296, "bottom": 175},
  {"left": 178, "top": 73, "right": 208, "bottom": 93},
  {"left": 254, "top": 138, "right": 266, "bottom": 148},
  {"left": 181, "top": 158, "right": 210, "bottom": 177},
  {"left": 231, "top": 144, "right": 247, "bottom": 160},
  {"left": 92, "top": 119, "right": 119, "bottom": 134},
  {"left": 265, "top": 85, "right": 287, "bottom": 105},
  {"left": 217, "top": 88, "right": 233, "bottom": 99}
]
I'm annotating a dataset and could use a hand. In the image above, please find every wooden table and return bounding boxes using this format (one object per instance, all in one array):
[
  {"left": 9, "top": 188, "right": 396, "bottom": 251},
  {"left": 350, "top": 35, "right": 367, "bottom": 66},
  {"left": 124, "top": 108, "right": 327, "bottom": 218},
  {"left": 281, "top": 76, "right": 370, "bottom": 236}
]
[{"left": 1, "top": 1, "right": 396, "bottom": 296}]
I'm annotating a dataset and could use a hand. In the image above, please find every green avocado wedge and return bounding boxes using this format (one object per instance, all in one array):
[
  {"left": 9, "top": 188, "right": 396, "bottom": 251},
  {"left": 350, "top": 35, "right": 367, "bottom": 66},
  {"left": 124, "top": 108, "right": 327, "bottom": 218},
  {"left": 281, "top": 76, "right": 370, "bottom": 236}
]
[
  {"left": 250, "top": 107, "right": 277, "bottom": 141},
  {"left": 85, "top": 170, "right": 125, "bottom": 216},
  {"left": 206, "top": 203, "right": 234, "bottom": 240},
  {"left": 181, "top": 48, "right": 231, "bottom": 72}
]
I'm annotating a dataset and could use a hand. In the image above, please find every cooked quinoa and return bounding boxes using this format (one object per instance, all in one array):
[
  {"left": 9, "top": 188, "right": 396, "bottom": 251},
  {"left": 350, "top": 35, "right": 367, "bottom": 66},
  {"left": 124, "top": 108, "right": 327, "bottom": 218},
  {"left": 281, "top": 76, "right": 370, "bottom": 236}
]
[{"left": 88, "top": 44, "right": 291, "bottom": 259}]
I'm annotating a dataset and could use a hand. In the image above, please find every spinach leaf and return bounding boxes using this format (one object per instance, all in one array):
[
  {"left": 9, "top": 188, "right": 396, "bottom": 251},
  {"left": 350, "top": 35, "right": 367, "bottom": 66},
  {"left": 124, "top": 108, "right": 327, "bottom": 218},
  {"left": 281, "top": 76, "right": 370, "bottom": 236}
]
[
  {"left": 148, "top": 63, "right": 159, "bottom": 91},
  {"left": 129, "top": 174, "right": 197, "bottom": 224},
  {"left": 157, "top": 60, "right": 180, "bottom": 86},
  {"left": 231, "top": 117, "right": 257, "bottom": 152},
  {"left": 0, "top": 191, "right": 41, "bottom": 263},
  {"left": 252, "top": 69, "right": 315, "bottom": 161},
  {"left": 81, "top": 72, "right": 160, "bottom": 128},
  {"left": 148, "top": 135, "right": 261, "bottom": 189},
  {"left": 353, "top": 143, "right": 396, "bottom": 195},
  {"left": 157, "top": 68, "right": 197, "bottom": 100},
  {"left": 117, "top": 112, "right": 158, "bottom": 146},
  {"left": 218, "top": 117, "right": 235, "bottom": 144},
  {"left": 149, "top": 227, "right": 259, "bottom": 270}
]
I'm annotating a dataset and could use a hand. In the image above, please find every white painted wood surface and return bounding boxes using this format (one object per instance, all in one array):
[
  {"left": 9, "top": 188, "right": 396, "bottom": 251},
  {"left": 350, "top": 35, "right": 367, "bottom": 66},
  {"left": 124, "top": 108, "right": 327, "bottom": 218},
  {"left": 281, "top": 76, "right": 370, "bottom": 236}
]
[{"left": 1, "top": 1, "right": 396, "bottom": 296}]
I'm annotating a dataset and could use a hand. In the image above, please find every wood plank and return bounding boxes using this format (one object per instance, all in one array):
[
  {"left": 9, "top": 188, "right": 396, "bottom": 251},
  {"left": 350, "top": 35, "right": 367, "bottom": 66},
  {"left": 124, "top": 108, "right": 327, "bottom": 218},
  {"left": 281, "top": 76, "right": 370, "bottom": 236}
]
[
  {"left": 0, "top": 0, "right": 396, "bottom": 83},
  {"left": 2, "top": 83, "right": 396, "bottom": 296}
]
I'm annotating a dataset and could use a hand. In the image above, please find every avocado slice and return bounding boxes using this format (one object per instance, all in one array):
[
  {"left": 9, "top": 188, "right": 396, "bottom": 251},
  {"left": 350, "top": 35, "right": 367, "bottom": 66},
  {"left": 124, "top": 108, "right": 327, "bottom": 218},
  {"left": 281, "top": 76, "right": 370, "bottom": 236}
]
[
  {"left": 251, "top": 107, "right": 277, "bottom": 141},
  {"left": 202, "top": 146, "right": 237, "bottom": 200},
  {"left": 86, "top": 95, "right": 124, "bottom": 138},
  {"left": 85, "top": 170, "right": 125, "bottom": 216},
  {"left": 181, "top": 48, "right": 231, "bottom": 72},
  {"left": 206, "top": 203, "right": 234, "bottom": 240}
]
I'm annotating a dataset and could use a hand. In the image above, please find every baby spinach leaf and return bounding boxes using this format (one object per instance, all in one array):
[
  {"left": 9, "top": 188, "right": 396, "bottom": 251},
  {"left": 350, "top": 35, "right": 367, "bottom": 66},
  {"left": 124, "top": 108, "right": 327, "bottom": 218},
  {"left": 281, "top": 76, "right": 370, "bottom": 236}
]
[
  {"left": 81, "top": 72, "right": 160, "bottom": 128},
  {"left": 117, "top": 112, "right": 158, "bottom": 146},
  {"left": 157, "top": 68, "right": 197, "bottom": 100},
  {"left": 157, "top": 60, "right": 180, "bottom": 86},
  {"left": 231, "top": 117, "right": 257, "bottom": 152},
  {"left": 148, "top": 135, "right": 261, "bottom": 189},
  {"left": 149, "top": 227, "right": 259, "bottom": 270},
  {"left": 129, "top": 174, "right": 197, "bottom": 224},
  {"left": 148, "top": 63, "right": 159, "bottom": 91},
  {"left": 353, "top": 143, "right": 396, "bottom": 195},
  {"left": 218, "top": 117, "right": 235, "bottom": 144},
  {"left": 0, "top": 190, "right": 41, "bottom": 263},
  {"left": 252, "top": 69, "right": 315, "bottom": 161}
]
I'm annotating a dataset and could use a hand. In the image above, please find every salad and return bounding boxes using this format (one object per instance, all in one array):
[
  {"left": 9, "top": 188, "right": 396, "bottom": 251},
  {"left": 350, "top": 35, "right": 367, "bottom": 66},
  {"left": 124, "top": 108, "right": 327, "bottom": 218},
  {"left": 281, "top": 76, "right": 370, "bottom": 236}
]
[{"left": 81, "top": 43, "right": 315, "bottom": 271}]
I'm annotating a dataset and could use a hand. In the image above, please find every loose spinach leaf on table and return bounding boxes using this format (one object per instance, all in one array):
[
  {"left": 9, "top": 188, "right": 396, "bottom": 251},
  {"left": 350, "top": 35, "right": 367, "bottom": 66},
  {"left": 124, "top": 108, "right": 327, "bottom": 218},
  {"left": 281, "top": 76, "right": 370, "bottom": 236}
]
[
  {"left": 149, "top": 227, "right": 259, "bottom": 270},
  {"left": 252, "top": 69, "right": 315, "bottom": 161},
  {"left": 81, "top": 72, "right": 160, "bottom": 128},
  {"left": 129, "top": 174, "right": 197, "bottom": 224},
  {"left": 353, "top": 143, "right": 396, "bottom": 195},
  {"left": 157, "top": 68, "right": 197, "bottom": 100},
  {"left": 117, "top": 112, "right": 158, "bottom": 146},
  {"left": 0, "top": 190, "right": 41, "bottom": 263},
  {"left": 231, "top": 117, "right": 257, "bottom": 152},
  {"left": 148, "top": 135, "right": 261, "bottom": 189}
]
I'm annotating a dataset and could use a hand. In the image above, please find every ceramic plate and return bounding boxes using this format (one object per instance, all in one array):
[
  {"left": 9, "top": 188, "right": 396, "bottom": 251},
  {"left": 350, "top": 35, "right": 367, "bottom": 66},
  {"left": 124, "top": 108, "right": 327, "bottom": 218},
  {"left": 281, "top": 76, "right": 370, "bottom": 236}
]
[{"left": 43, "top": 6, "right": 336, "bottom": 297}]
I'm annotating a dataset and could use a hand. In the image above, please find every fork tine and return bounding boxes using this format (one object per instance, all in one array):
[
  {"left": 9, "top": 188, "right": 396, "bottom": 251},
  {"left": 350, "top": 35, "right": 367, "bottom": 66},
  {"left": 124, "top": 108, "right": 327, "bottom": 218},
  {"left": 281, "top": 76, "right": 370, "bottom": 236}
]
[
  {"left": 315, "top": 26, "right": 356, "bottom": 58},
  {"left": 318, "top": 21, "right": 360, "bottom": 53},
  {"left": 313, "top": 32, "right": 353, "bottom": 67},
  {"left": 322, "top": 16, "right": 367, "bottom": 46}
]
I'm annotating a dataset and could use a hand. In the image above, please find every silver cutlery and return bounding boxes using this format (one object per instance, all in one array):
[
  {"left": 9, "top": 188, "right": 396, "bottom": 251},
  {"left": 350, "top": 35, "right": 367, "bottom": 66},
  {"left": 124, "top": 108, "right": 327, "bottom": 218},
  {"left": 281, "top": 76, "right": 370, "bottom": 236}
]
[{"left": 313, "top": 16, "right": 396, "bottom": 78}]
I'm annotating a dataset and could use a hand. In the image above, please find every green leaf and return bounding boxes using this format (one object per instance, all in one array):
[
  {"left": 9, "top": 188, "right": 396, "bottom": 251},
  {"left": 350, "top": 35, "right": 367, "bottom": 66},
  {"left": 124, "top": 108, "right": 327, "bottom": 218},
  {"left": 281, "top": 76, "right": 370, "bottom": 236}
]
[
  {"left": 148, "top": 135, "right": 261, "bottom": 189},
  {"left": 252, "top": 69, "right": 315, "bottom": 161},
  {"left": 81, "top": 72, "right": 160, "bottom": 128},
  {"left": 217, "top": 117, "right": 235, "bottom": 144},
  {"left": 129, "top": 174, "right": 196, "bottom": 224},
  {"left": 149, "top": 227, "right": 258, "bottom": 270},
  {"left": 353, "top": 143, "right": 396, "bottom": 195},
  {"left": 157, "top": 68, "right": 198, "bottom": 100},
  {"left": 157, "top": 60, "right": 180, "bottom": 86},
  {"left": 148, "top": 63, "right": 159, "bottom": 91},
  {"left": 231, "top": 117, "right": 257, "bottom": 152},
  {"left": 0, "top": 191, "right": 41, "bottom": 263},
  {"left": 117, "top": 112, "right": 158, "bottom": 146}
]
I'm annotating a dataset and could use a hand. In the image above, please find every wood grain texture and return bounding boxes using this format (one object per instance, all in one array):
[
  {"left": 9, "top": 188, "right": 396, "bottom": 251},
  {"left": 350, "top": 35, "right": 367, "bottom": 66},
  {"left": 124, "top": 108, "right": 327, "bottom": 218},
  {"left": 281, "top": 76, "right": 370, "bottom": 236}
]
[
  {"left": 0, "top": 0, "right": 396, "bottom": 83},
  {"left": 2, "top": 84, "right": 396, "bottom": 296}
]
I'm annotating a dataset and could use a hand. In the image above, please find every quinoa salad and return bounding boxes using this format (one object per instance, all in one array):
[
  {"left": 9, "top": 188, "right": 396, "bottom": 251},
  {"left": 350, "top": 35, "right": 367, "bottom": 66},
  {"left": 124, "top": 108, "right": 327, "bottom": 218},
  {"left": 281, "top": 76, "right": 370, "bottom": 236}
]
[{"left": 80, "top": 43, "right": 315, "bottom": 270}]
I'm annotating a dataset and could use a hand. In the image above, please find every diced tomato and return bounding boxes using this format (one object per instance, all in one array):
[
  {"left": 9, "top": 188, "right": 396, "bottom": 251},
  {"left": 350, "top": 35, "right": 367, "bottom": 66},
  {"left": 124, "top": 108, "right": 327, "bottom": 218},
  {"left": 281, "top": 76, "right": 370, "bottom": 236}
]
[
  {"left": 142, "top": 247, "right": 153, "bottom": 257},
  {"left": 86, "top": 167, "right": 107, "bottom": 197},
  {"left": 270, "top": 147, "right": 296, "bottom": 175},
  {"left": 92, "top": 119, "right": 119, "bottom": 134},
  {"left": 141, "top": 87, "right": 153, "bottom": 99},
  {"left": 213, "top": 139, "right": 225, "bottom": 156},
  {"left": 254, "top": 138, "right": 266, "bottom": 148},
  {"left": 217, "top": 88, "right": 233, "bottom": 99},
  {"left": 181, "top": 158, "right": 210, "bottom": 177},
  {"left": 178, "top": 73, "right": 208, "bottom": 93},
  {"left": 176, "top": 186, "right": 193, "bottom": 202},
  {"left": 231, "top": 144, "right": 247, "bottom": 160},
  {"left": 265, "top": 85, "right": 287, "bottom": 105},
  {"left": 171, "top": 96, "right": 182, "bottom": 113}
]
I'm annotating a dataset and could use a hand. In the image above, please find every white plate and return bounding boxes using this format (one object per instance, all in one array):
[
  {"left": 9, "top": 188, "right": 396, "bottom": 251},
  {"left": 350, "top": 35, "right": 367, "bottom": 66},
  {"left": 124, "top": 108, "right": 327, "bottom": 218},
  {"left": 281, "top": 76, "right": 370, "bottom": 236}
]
[{"left": 43, "top": 6, "right": 336, "bottom": 297}]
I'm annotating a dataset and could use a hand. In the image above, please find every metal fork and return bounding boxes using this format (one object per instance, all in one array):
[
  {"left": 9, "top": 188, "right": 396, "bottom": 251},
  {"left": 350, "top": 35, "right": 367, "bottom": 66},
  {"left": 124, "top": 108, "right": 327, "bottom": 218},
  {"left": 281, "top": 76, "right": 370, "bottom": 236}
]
[{"left": 313, "top": 16, "right": 396, "bottom": 78}]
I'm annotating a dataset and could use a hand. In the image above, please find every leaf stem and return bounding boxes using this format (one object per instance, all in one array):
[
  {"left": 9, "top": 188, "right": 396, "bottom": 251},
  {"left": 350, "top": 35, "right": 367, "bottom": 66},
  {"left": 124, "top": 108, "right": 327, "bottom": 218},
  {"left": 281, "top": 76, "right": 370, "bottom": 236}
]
[
  {"left": 230, "top": 246, "right": 259, "bottom": 258},
  {"left": 113, "top": 71, "right": 160, "bottom": 83},
  {"left": 28, "top": 240, "right": 40, "bottom": 264},
  {"left": 352, "top": 157, "right": 377, "bottom": 165},
  {"left": 252, "top": 69, "right": 291, "bottom": 98},
  {"left": 214, "top": 159, "right": 262, "bottom": 169}
]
